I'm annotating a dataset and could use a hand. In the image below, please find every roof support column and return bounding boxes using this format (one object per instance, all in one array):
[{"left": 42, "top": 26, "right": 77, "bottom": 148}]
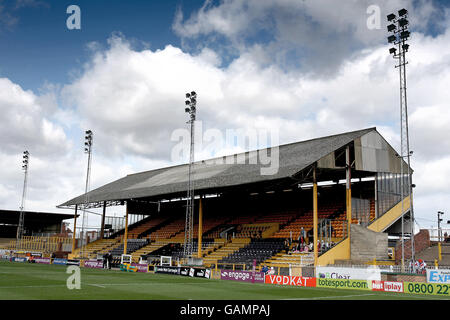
[
  {"left": 123, "top": 202, "right": 129, "bottom": 255},
  {"left": 71, "top": 205, "right": 78, "bottom": 253},
  {"left": 346, "top": 145, "right": 352, "bottom": 259},
  {"left": 100, "top": 201, "right": 106, "bottom": 240},
  {"left": 313, "top": 164, "right": 318, "bottom": 267},
  {"left": 197, "top": 196, "right": 203, "bottom": 259}
]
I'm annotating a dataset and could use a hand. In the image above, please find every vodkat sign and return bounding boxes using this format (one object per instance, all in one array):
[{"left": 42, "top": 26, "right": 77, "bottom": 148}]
[{"left": 265, "top": 275, "right": 316, "bottom": 287}]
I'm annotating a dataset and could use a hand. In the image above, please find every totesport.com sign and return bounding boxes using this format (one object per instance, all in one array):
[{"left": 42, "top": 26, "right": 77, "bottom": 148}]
[
  {"left": 265, "top": 275, "right": 316, "bottom": 287},
  {"left": 316, "top": 278, "right": 370, "bottom": 290}
]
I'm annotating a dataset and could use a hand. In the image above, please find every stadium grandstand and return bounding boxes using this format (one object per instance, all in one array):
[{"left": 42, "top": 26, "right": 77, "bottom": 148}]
[
  {"left": 0, "top": 209, "right": 75, "bottom": 254},
  {"left": 49, "top": 126, "right": 433, "bottom": 274}
]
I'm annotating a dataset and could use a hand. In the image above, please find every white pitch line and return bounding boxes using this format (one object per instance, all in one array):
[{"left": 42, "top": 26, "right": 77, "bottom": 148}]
[
  {"left": 283, "top": 293, "right": 376, "bottom": 300},
  {"left": 0, "top": 284, "right": 66, "bottom": 289},
  {"left": 88, "top": 284, "right": 106, "bottom": 288}
]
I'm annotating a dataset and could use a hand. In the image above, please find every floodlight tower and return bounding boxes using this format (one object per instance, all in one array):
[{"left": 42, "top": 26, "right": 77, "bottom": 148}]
[
  {"left": 80, "top": 130, "right": 93, "bottom": 258},
  {"left": 184, "top": 91, "right": 197, "bottom": 257},
  {"left": 16, "top": 150, "right": 30, "bottom": 250},
  {"left": 387, "top": 8, "right": 416, "bottom": 270}
]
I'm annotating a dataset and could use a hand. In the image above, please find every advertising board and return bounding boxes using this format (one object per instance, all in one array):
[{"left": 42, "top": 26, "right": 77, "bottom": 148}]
[
  {"left": 84, "top": 260, "right": 103, "bottom": 268},
  {"left": 220, "top": 270, "right": 265, "bottom": 283},
  {"left": 316, "top": 266, "right": 381, "bottom": 281},
  {"left": 265, "top": 275, "right": 316, "bottom": 287},
  {"left": 52, "top": 258, "right": 67, "bottom": 265},
  {"left": 404, "top": 282, "right": 450, "bottom": 297},
  {"left": 371, "top": 281, "right": 403, "bottom": 292},
  {"left": 34, "top": 257, "right": 51, "bottom": 264},
  {"left": 426, "top": 269, "right": 450, "bottom": 284}
]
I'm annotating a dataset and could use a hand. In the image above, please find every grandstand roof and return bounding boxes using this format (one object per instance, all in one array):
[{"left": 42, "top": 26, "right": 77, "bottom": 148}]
[
  {"left": 59, "top": 127, "right": 407, "bottom": 209},
  {"left": 0, "top": 209, "right": 76, "bottom": 223}
]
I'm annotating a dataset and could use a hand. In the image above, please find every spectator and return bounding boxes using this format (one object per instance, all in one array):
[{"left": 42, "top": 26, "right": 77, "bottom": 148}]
[
  {"left": 284, "top": 239, "right": 289, "bottom": 253},
  {"left": 268, "top": 267, "right": 275, "bottom": 275}
]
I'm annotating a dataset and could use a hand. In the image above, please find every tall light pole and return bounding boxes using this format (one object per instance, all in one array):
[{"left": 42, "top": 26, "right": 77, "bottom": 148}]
[
  {"left": 16, "top": 150, "right": 30, "bottom": 250},
  {"left": 438, "top": 211, "right": 444, "bottom": 242},
  {"left": 387, "top": 8, "right": 415, "bottom": 271},
  {"left": 184, "top": 91, "right": 197, "bottom": 258},
  {"left": 80, "top": 130, "right": 93, "bottom": 258}
]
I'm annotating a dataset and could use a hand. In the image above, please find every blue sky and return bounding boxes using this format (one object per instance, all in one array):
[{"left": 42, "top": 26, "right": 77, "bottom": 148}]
[
  {"left": 0, "top": 0, "right": 450, "bottom": 231},
  {"left": 0, "top": 0, "right": 206, "bottom": 90}
]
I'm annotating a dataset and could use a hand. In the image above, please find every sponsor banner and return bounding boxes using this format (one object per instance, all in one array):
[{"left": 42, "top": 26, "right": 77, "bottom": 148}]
[
  {"left": 371, "top": 281, "right": 404, "bottom": 293},
  {"left": 52, "top": 258, "right": 67, "bottom": 265},
  {"left": 154, "top": 265, "right": 211, "bottom": 278},
  {"left": 155, "top": 266, "right": 180, "bottom": 275},
  {"left": 317, "top": 278, "right": 370, "bottom": 291},
  {"left": 180, "top": 267, "right": 211, "bottom": 279},
  {"left": 404, "top": 282, "right": 450, "bottom": 296},
  {"left": 34, "top": 257, "right": 51, "bottom": 264},
  {"left": 131, "top": 263, "right": 148, "bottom": 273},
  {"left": 12, "top": 257, "right": 28, "bottom": 263},
  {"left": 191, "top": 267, "right": 210, "bottom": 279},
  {"left": 427, "top": 269, "right": 450, "bottom": 284},
  {"left": 265, "top": 275, "right": 316, "bottom": 287},
  {"left": 220, "top": 270, "right": 265, "bottom": 283},
  {"left": 66, "top": 259, "right": 80, "bottom": 266},
  {"left": 180, "top": 267, "right": 190, "bottom": 276},
  {"left": 84, "top": 260, "right": 103, "bottom": 268},
  {"left": 30, "top": 252, "right": 42, "bottom": 257},
  {"left": 316, "top": 266, "right": 381, "bottom": 281}
]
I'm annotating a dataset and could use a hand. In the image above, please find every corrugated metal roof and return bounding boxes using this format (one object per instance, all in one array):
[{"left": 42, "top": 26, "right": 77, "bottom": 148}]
[{"left": 58, "top": 127, "right": 376, "bottom": 207}]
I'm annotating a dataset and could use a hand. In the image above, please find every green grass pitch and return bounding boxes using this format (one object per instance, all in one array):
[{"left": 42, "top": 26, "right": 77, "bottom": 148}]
[{"left": 0, "top": 261, "right": 446, "bottom": 300}]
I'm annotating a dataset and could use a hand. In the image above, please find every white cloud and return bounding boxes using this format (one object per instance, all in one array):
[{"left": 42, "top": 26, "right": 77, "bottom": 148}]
[{"left": 173, "top": 0, "right": 440, "bottom": 75}]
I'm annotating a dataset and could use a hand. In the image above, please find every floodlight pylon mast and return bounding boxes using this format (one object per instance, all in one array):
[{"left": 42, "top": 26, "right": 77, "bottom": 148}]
[
  {"left": 387, "top": 8, "right": 415, "bottom": 271},
  {"left": 16, "top": 150, "right": 30, "bottom": 250},
  {"left": 80, "top": 130, "right": 93, "bottom": 258},
  {"left": 184, "top": 91, "right": 197, "bottom": 257}
]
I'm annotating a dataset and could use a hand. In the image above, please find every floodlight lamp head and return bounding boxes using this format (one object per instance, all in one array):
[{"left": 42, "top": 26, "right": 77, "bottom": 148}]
[
  {"left": 86, "top": 130, "right": 92, "bottom": 135},
  {"left": 398, "top": 18, "right": 409, "bottom": 28},
  {"left": 387, "top": 24, "right": 397, "bottom": 32},
  {"left": 400, "top": 30, "right": 410, "bottom": 40},
  {"left": 402, "top": 44, "right": 410, "bottom": 52},
  {"left": 185, "top": 107, "right": 190, "bottom": 113},
  {"left": 388, "top": 35, "right": 397, "bottom": 43},
  {"left": 398, "top": 8, "right": 408, "bottom": 17},
  {"left": 185, "top": 100, "right": 190, "bottom": 105},
  {"left": 190, "top": 91, "right": 196, "bottom": 97},
  {"left": 186, "top": 93, "right": 190, "bottom": 98},
  {"left": 389, "top": 48, "right": 397, "bottom": 55},
  {"left": 191, "top": 98, "right": 196, "bottom": 104},
  {"left": 387, "top": 13, "right": 396, "bottom": 22}
]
